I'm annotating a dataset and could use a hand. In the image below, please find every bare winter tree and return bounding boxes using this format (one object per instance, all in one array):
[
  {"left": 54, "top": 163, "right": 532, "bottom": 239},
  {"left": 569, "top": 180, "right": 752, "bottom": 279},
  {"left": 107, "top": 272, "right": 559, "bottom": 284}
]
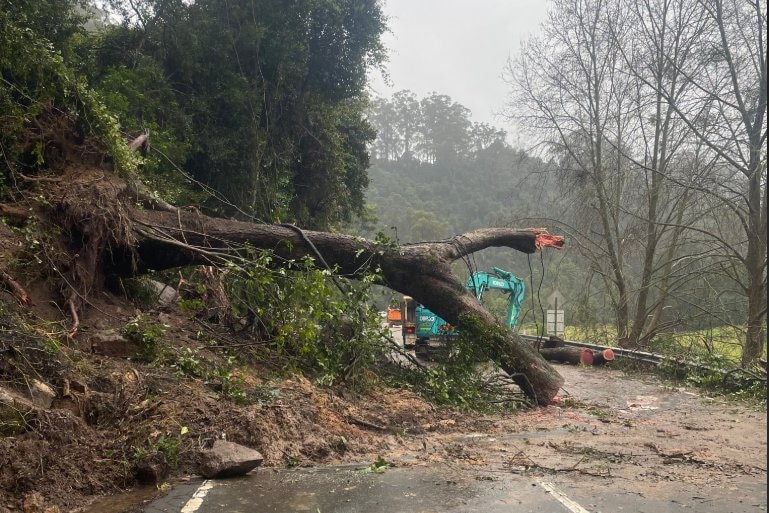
[
  {"left": 660, "top": 0, "right": 767, "bottom": 364},
  {"left": 505, "top": 0, "right": 766, "bottom": 364},
  {"left": 612, "top": 0, "right": 711, "bottom": 344},
  {"left": 504, "top": 0, "right": 696, "bottom": 348}
]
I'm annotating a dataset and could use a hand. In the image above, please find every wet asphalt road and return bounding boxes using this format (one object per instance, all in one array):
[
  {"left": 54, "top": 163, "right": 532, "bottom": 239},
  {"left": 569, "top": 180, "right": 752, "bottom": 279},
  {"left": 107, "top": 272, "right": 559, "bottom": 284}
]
[
  {"left": 142, "top": 463, "right": 766, "bottom": 513},
  {"left": 139, "top": 326, "right": 767, "bottom": 513}
]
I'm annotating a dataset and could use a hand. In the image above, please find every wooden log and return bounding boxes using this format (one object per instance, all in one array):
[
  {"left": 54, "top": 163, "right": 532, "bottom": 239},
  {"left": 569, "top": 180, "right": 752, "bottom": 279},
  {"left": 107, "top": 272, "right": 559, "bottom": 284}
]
[
  {"left": 542, "top": 336, "right": 565, "bottom": 348},
  {"left": 539, "top": 347, "right": 594, "bottom": 366},
  {"left": 593, "top": 348, "right": 615, "bottom": 365}
]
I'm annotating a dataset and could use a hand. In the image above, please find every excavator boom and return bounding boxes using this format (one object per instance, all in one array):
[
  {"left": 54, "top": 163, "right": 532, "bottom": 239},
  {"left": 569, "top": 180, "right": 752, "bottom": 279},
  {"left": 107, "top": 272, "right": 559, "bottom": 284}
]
[{"left": 414, "top": 267, "right": 525, "bottom": 348}]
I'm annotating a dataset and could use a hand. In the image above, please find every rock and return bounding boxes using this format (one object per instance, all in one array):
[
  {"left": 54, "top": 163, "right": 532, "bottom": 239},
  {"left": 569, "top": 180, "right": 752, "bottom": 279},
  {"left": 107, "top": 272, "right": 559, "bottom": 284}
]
[
  {"left": 199, "top": 440, "right": 264, "bottom": 479},
  {"left": 135, "top": 458, "right": 171, "bottom": 485},
  {"left": 49, "top": 396, "right": 81, "bottom": 417},
  {"left": 28, "top": 380, "right": 56, "bottom": 409},
  {"left": 89, "top": 330, "right": 133, "bottom": 358},
  {"left": 147, "top": 280, "right": 178, "bottom": 308},
  {"left": 22, "top": 492, "right": 43, "bottom": 513},
  {"left": 21, "top": 493, "right": 59, "bottom": 513},
  {"left": 68, "top": 379, "right": 88, "bottom": 394}
]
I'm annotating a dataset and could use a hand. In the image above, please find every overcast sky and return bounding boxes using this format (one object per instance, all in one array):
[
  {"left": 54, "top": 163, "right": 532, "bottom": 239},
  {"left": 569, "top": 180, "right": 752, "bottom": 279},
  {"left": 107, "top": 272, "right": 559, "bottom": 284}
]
[{"left": 368, "top": 0, "right": 549, "bottom": 137}]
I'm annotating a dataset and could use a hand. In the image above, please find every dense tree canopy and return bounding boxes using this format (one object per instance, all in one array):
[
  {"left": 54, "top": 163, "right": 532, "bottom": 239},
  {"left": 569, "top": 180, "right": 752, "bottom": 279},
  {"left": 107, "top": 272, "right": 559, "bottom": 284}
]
[{"left": 76, "top": 0, "right": 386, "bottom": 228}]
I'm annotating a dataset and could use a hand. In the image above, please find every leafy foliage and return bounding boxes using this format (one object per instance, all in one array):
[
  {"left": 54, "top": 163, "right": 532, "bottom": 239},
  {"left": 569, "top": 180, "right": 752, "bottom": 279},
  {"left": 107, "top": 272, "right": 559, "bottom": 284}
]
[
  {"left": 0, "top": 2, "right": 142, "bottom": 179},
  {"left": 224, "top": 250, "right": 385, "bottom": 390},
  {"left": 656, "top": 353, "right": 767, "bottom": 402},
  {"left": 121, "top": 314, "right": 165, "bottom": 362}
]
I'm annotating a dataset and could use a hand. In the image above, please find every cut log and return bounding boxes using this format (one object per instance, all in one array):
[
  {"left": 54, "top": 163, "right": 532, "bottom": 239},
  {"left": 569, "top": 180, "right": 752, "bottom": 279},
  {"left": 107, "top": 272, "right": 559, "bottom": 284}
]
[
  {"left": 539, "top": 347, "right": 594, "bottom": 366},
  {"left": 593, "top": 348, "right": 615, "bottom": 365},
  {"left": 542, "top": 336, "right": 565, "bottom": 348}
]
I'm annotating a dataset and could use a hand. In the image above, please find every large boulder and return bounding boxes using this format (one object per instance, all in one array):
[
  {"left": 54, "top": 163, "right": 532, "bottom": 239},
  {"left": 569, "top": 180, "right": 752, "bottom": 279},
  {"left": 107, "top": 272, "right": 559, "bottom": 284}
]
[{"left": 199, "top": 440, "right": 264, "bottom": 479}]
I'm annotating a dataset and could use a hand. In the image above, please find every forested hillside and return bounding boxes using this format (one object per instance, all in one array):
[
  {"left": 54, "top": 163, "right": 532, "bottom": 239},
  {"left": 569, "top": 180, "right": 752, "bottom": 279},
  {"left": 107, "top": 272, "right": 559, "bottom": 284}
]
[
  {"left": 365, "top": 97, "right": 550, "bottom": 241},
  {"left": 360, "top": 91, "right": 579, "bottom": 328}
]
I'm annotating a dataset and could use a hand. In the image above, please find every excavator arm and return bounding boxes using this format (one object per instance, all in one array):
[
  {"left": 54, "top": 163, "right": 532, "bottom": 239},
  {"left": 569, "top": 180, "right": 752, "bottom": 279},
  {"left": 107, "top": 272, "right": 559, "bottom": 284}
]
[
  {"left": 466, "top": 267, "right": 525, "bottom": 328},
  {"left": 415, "top": 267, "right": 526, "bottom": 348}
]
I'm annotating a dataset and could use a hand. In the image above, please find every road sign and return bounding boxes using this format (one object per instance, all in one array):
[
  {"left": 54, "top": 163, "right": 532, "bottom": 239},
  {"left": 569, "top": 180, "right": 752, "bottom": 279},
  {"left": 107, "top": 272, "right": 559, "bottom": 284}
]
[
  {"left": 546, "top": 309, "right": 564, "bottom": 336},
  {"left": 547, "top": 290, "right": 565, "bottom": 309}
]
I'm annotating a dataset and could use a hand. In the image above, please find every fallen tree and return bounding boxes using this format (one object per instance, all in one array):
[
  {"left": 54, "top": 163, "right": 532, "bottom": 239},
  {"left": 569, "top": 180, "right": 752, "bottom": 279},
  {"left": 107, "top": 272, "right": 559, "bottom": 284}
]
[{"left": 8, "top": 166, "right": 566, "bottom": 405}]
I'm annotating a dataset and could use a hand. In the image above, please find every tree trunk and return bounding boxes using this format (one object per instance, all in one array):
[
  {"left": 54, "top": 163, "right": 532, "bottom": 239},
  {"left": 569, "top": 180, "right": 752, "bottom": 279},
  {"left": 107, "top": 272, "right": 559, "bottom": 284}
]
[
  {"left": 539, "top": 347, "right": 594, "bottom": 366},
  {"left": 592, "top": 348, "right": 615, "bottom": 365},
  {"left": 125, "top": 208, "right": 566, "bottom": 404}
]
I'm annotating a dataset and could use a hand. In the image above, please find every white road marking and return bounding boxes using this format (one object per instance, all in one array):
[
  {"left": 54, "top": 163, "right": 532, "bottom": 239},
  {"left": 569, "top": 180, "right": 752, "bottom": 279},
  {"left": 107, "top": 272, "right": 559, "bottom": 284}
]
[
  {"left": 180, "top": 480, "right": 215, "bottom": 513},
  {"left": 536, "top": 479, "right": 592, "bottom": 513}
]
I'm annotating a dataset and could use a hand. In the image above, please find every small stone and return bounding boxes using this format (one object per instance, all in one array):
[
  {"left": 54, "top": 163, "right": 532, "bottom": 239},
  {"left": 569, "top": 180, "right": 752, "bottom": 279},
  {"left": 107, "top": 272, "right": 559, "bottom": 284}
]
[
  {"left": 22, "top": 493, "right": 44, "bottom": 513},
  {"left": 147, "top": 280, "right": 179, "bottom": 308},
  {"left": 136, "top": 459, "right": 170, "bottom": 485},
  {"left": 28, "top": 380, "right": 56, "bottom": 409},
  {"left": 69, "top": 380, "right": 88, "bottom": 394},
  {"left": 89, "top": 331, "right": 132, "bottom": 358}
]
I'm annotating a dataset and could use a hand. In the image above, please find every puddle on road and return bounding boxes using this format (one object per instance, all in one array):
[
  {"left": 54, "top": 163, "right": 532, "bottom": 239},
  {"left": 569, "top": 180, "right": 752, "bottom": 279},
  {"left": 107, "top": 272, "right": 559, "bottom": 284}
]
[{"left": 75, "top": 485, "right": 162, "bottom": 513}]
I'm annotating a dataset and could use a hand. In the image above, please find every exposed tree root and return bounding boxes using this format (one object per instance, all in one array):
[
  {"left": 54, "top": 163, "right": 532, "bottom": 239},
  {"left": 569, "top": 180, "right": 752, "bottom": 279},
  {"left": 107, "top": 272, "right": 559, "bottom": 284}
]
[
  {"left": 66, "top": 297, "right": 79, "bottom": 337},
  {"left": 0, "top": 268, "right": 30, "bottom": 305}
]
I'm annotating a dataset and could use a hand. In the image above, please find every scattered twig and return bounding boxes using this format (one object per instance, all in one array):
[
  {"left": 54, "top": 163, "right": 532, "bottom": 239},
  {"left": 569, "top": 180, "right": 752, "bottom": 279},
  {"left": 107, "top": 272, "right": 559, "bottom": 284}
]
[
  {"left": 0, "top": 268, "right": 30, "bottom": 305},
  {"left": 347, "top": 416, "right": 389, "bottom": 432},
  {"left": 504, "top": 449, "right": 611, "bottom": 478},
  {"left": 17, "top": 172, "right": 62, "bottom": 183}
]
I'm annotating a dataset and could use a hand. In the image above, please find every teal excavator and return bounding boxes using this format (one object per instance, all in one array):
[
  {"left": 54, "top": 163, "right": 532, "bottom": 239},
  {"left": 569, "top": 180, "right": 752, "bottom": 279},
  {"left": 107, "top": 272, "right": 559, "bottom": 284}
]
[{"left": 400, "top": 267, "right": 525, "bottom": 357}]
